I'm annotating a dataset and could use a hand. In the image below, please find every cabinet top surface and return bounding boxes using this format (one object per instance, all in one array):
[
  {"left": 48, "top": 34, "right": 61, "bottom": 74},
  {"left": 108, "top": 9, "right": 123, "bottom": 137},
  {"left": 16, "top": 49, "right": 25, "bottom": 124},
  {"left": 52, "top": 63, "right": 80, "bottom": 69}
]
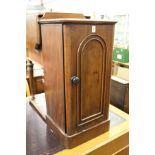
[{"left": 39, "top": 18, "right": 116, "bottom": 25}]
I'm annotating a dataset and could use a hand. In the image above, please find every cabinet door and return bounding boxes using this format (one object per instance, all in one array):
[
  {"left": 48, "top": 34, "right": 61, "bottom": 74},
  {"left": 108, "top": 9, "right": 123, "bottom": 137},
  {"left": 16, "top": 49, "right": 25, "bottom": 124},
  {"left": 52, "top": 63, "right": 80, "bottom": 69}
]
[{"left": 63, "top": 24, "right": 114, "bottom": 135}]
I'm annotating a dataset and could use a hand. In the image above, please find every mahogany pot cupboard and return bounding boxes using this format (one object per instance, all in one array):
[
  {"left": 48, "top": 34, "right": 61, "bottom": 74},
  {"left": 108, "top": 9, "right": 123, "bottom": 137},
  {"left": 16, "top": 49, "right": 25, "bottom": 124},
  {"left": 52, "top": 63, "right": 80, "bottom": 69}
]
[{"left": 38, "top": 18, "right": 116, "bottom": 148}]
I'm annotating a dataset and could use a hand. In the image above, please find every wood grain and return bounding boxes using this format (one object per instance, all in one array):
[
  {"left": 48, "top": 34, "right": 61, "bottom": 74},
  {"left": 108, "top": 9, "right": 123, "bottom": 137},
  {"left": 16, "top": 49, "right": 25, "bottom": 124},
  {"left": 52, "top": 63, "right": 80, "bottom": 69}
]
[
  {"left": 26, "top": 12, "right": 85, "bottom": 62},
  {"left": 40, "top": 20, "right": 115, "bottom": 148},
  {"left": 77, "top": 35, "right": 106, "bottom": 124},
  {"left": 26, "top": 100, "right": 64, "bottom": 155},
  {"left": 63, "top": 24, "right": 115, "bottom": 135},
  {"left": 41, "top": 12, "right": 85, "bottom": 19},
  {"left": 110, "top": 77, "right": 129, "bottom": 113},
  {"left": 41, "top": 24, "right": 66, "bottom": 132}
]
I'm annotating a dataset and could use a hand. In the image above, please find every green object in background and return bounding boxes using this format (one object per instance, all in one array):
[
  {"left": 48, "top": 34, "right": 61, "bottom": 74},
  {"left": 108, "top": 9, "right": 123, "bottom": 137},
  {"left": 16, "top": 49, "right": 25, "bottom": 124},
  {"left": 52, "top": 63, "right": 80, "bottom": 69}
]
[{"left": 112, "top": 47, "right": 129, "bottom": 63}]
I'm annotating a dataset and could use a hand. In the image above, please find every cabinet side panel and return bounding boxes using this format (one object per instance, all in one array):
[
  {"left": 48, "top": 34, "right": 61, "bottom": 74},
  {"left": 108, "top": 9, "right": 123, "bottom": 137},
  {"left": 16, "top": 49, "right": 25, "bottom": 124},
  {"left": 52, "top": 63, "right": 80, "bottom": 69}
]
[{"left": 41, "top": 24, "right": 65, "bottom": 131}]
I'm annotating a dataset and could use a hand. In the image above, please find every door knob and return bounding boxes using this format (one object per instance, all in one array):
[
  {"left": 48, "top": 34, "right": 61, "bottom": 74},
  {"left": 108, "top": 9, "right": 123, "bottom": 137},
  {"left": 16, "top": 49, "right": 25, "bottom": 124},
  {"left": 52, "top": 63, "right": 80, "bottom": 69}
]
[{"left": 71, "top": 76, "right": 80, "bottom": 85}]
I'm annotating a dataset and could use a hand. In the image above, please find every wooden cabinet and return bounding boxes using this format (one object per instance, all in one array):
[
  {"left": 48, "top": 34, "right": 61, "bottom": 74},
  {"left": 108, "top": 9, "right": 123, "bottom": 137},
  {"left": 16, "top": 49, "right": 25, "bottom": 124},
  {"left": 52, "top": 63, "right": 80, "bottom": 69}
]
[
  {"left": 26, "top": 12, "right": 85, "bottom": 65},
  {"left": 39, "top": 19, "right": 116, "bottom": 148},
  {"left": 110, "top": 76, "right": 129, "bottom": 113}
]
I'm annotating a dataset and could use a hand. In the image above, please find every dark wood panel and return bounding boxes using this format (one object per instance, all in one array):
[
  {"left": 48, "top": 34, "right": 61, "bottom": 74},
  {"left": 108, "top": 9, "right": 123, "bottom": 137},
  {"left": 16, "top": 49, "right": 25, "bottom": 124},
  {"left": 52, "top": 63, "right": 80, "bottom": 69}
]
[
  {"left": 27, "top": 93, "right": 128, "bottom": 153},
  {"left": 77, "top": 35, "right": 106, "bottom": 125},
  {"left": 26, "top": 101, "right": 64, "bottom": 155},
  {"left": 41, "top": 12, "right": 85, "bottom": 19},
  {"left": 97, "top": 25, "right": 115, "bottom": 120},
  {"left": 63, "top": 24, "right": 114, "bottom": 134},
  {"left": 46, "top": 115, "right": 109, "bottom": 149},
  {"left": 110, "top": 78, "right": 129, "bottom": 113},
  {"left": 26, "top": 12, "right": 85, "bottom": 63},
  {"left": 26, "top": 12, "right": 85, "bottom": 49},
  {"left": 41, "top": 24, "right": 66, "bottom": 132},
  {"left": 63, "top": 25, "right": 91, "bottom": 135},
  {"left": 40, "top": 20, "right": 115, "bottom": 148},
  {"left": 26, "top": 13, "right": 39, "bottom": 49}
]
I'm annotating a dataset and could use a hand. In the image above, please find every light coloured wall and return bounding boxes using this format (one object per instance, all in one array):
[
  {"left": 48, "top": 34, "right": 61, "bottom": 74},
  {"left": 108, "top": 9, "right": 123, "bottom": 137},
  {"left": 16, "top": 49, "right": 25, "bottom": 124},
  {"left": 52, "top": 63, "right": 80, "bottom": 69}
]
[
  {"left": 27, "top": 0, "right": 130, "bottom": 17},
  {"left": 27, "top": 0, "right": 129, "bottom": 47}
]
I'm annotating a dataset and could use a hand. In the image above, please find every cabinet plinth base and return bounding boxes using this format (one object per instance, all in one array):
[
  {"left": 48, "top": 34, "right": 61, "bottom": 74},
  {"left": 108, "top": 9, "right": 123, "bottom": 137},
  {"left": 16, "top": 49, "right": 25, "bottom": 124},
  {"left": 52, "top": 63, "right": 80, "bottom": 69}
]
[{"left": 46, "top": 115, "right": 110, "bottom": 149}]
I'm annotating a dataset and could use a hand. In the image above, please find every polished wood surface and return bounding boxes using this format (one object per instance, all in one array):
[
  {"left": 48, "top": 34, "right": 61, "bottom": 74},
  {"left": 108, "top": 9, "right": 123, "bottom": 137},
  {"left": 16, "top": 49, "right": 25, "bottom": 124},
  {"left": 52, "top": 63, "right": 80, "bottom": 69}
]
[
  {"left": 29, "top": 93, "right": 47, "bottom": 122},
  {"left": 26, "top": 12, "right": 84, "bottom": 50},
  {"left": 26, "top": 98, "right": 64, "bottom": 155},
  {"left": 27, "top": 93, "right": 128, "bottom": 155},
  {"left": 41, "top": 24, "right": 66, "bottom": 132},
  {"left": 63, "top": 24, "right": 115, "bottom": 136},
  {"left": 26, "top": 13, "right": 40, "bottom": 49},
  {"left": 110, "top": 76, "right": 129, "bottom": 113},
  {"left": 40, "top": 20, "right": 115, "bottom": 148},
  {"left": 56, "top": 105, "right": 129, "bottom": 155},
  {"left": 41, "top": 12, "right": 85, "bottom": 19},
  {"left": 26, "top": 12, "right": 85, "bottom": 64},
  {"left": 78, "top": 36, "right": 105, "bottom": 119}
]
